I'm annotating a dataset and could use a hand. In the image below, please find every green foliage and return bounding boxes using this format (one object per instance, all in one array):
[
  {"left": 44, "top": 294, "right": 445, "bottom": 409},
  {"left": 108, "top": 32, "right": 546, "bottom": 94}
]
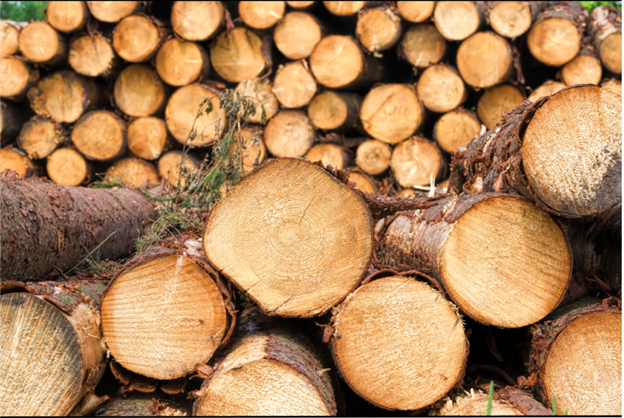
[
  {"left": 485, "top": 381, "right": 494, "bottom": 415},
  {"left": 135, "top": 208, "right": 203, "bottom": 253},
  {"left": 89, "top": 178, "right": 124, "bottom": 189},
  {"left": 1, "top": 1, "right": 48, "bottom": 22},
  {"left": 577, "top": 1, "right": 622, "bottom": 12}
]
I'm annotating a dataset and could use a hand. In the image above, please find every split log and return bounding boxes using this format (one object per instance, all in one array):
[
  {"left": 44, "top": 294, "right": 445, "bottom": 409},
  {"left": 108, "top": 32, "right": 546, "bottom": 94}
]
[
  {"left": 452, "top": 85, "right": 621, "bottom": 217},
  {"left": 391, "top": 136, "right": 444, "bottom": 187},
  {"left": 0, "top": 20, "right": 21, "bottom": 57},
  {"left": 528, "top": 297, "right": 621, "bottom": 415},
  {"left": 100, "top": 238, "right": 234, "bottom": 380},
  {"left": 356, "top": 6, "right": 402, "bottom": 53},
  {"left": 355, "top": 139, "right": 391, "bottom": 175},
  {"left": 203, "top": 158, "right": 373, "bottom": 317},
  {"left": 18, "top": 21, "right": 67, "bottom": 66},
  {"left": 210, "top": 28, "right": 270, "bottom": 83},
  {"left": 558, "top": 48, "right": 602, "bottom": 86},
  {"left": 488, "top": 1, "right": 547, "bottom": 39},
  {"left": 1, "top": 102, "right": 30, "bottom": 143},
  {"left": 417, "top": 64, "right": 467, "bottom": 114},
  {"left": 239, "top": 1, "right": 286, "bottom": 30},
  {"left": 234, "top": 126, "right": 266, "bottom": 173},
  {"left": 434, "top": 108, "right": 481, "bottom": 153},
  {"left": 0, "top": 56, "right": 39, "bottom": 101},
  {"left": 306, "top": 143, "right": 351, "bottom": 169},
  {"left": 310, "top": 35, "right": 386, "bottom": 89},
  {"left": 95, "top": 394, "right": 189, "bottom": 416},
  {"left": 105, "top": 157, "right": 160, "bottom": 188},
  {"left": 396, "top": 1, "right": 434, "bottom": 23},
  {"left": 112, "top": 14, "right": 167, "bottom": 63},
  {"left": 69, "top": 34, "right": 121, "bottom": 78},
  {"left": 46, "top": 147, "right": 92, "bottom": 187},
  {"left": 457, "top": 32, "right": 514, "bottom": 89},
  {"left": 601, "top": 78, "right": 622, "bottom": 95},
  {"left": 234, "top": 78, "right": 279, "bottom": 124},
  {"left": 165, "top": 83, "right": 225, "bottom": 146},
  {"left": 264, "top": 110, "right": 315, "bottom": 157},
  {"left": 155, "top": 39, "right": 210, "bottom": 87},
  {"left": 399, "top": 23, "right": 447, "bottom": 69},
  {"left": 17, "top": 116, "right": 64, "bottom": 159},
  {"left": 114, "top": 64, "right": 167, "bottom": 117},
  {"left": 589, "top": 5, "right": 622, "bottom": 75},
  {"left": 376, "top": 193, "right": 572, "bottom": 327},
  {"left": 86, "top": 1, "right": 143, "bottom": 23},
  {"left": 527, "top": 79, "right": 566, "bottom": 102},
  {"left": 157, "top": 150, "right": 199, "bottom": 187},
  {"left": 28, "top": 70, "right": 104, "bottom": 123},
  {"left": 527, "top": 1, "right": 586, "bottom": 67},
  {"left": 72, "top": 110, "right": 126, "bottom": 162},
  {"left": 0, "top": 173, "right": 156, "bottom": 281},
  {"left": 45, "top": 1, "right": 89, "bottom": 33},
  {"left": 323, "top": 1, "right": 368, "bottom": 16},
  {"left": 272, "top": 60, "right": 317, "bottom": 109},
  {"left": 0, "top": 147, "right": 35, "bottom": 178},
  {"left": 171, "top": 1, "right": 225, "bottom": 41},
  {"left": 328, "top": 274, "right": 468, "bottom": 410},
  {"left": 432, "top": 386, "right": 551, "bottom": 415},
  {"left": 127, "top": 116, "right": 171, "bottom": 161},
  {"left": 433, "top": 1, "right": 486, "bottom": 41},
  {"left": 193, "top": 307, "right": 337, "bottom": 415},
  {"left": 360, "top": 84, "right": 424, "bottom": 144},
  {"left": 307, "top": 91, "right": 361, "bottom": 131},
  {"left": 0, "top": 280, "right": 107, "bottom": 416},
  {"left": 476, "top": 84, "right": 525, "bottom": 130},
  {"left": 347, "top": 170, "right": 376, "bottom": 194},
  {"left": 274, "top": 11, "right": 325, "bottom": 60}
]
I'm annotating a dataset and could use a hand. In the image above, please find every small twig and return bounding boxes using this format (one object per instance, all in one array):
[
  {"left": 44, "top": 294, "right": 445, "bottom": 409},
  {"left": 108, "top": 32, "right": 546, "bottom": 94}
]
[{"left": 65, "top": 232, "right": 116, "bottom": 275}]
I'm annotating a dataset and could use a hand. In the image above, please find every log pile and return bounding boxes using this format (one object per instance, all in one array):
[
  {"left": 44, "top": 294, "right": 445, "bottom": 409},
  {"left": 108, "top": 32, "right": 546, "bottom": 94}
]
[{"left": 0, "top": 1, "right": 621, "bottom": 416}]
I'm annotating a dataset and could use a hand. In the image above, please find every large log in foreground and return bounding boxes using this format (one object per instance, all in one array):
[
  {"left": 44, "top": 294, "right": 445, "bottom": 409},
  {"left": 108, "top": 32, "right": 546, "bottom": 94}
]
[
  {"left": 0, "top": 280, "right": 107, "bottom": 416},
  {"left": 204, "top": 158, "right": 373, "bottom": 318},
  {"left": 376, "top": 193, "right": 571, "bottom": 328},
  {"left": 0, "top": 173, "right": 156, "bottom": 281}
]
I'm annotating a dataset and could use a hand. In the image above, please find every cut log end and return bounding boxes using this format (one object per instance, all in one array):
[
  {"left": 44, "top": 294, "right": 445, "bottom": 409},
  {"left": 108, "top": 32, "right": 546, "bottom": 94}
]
[
  {"left": 210, "top": 28, "right": 267, "bottom": 83},
  {"left": 105, "top": 157, "right": 160, "bottom": 188},
  {"left": 114, "top": 65, "right": 166, "bottom": 117},
  {"left": 435, "top": 109, "right": 481, "bottom": 153},
  {"left": 239, "top": 1, "right": 286, "bottom": 30},
  {"left": 264, "top": 110, "right": 315, "bottom": 158},
  {"left": 0, "top": 56, "right": 35, "bottom": 99},
  {"left": 46, "top": 1, "right": 88, "bottom": 33},
  {"left": 155, "top": 39, "right": 210, "bottom": 87},
  {"left": 489, "top": 1, "right": 533, "bottom": 38},
  {"left": 46, "top": 148, "right": 89, "bottom": 187},
  {"left": 172, "top": 1, "right": 224, "bottom": 41},
  {"left": 310, "top": 35, "right": 363, "bottom": 89},
  {"left": 600, "top": 32, "right": 621, "bottom": 74},
  {"left": 18, "top": 116, "right": 63, "bottom": 159},
  {"left": 347, "top": 171, "right": 376, "bottom": 194},
  {"left": 308, "top": 91, "right": 360, "bottom": 131},
  {"left": 601, "top": 78, "right": 622, "bottom": 96},
  {"left": 457, "top": 32, "right": 513, "bottom": 89},
  {"left": 18, "top": 21, "right": 66, "bottom": 65},
  {"left": 356, "top": 8, "right": 402, "bottom": 53},
  {"left": 417, "top": 65, "right": 466, "bottom": 113},
  {"left": 72, "top": 111, "right": 126, "bottom": 162},
  {"left": 273, "top": 61, "right": 317, "bottom": 109},
  {"left": 560, "top": 54, "right": 602, "bottom": 86},
  {"left": 528, "top": 17, "right": 581, "bottom": 67},
  {"left": 127, "top": 117, "right": 169, "bottom": 161},
  {"left": 323, "top": 1, "right": 366, "bottom": 16},
  {"left": 400, "top": 23, "right": 447, "bottom": 68},
  {"left": 86, "top": 1, "right": 139, "bottom": 23},
  {"left": 355, "top": 139, "right": 391, "bottom": 175},
  {"left": 274, "top": 12, "right": 323, "bottom": 60},
  {"left": 391, "top": 136, "right": 442, "bottom": 187},
  {"left": 235, "top": 78, "right": 279, "bottom": 124},
  {"left": 434, "top": 1, "right": 482, "bottom": 41},
  {"left": 234, "top": 126, "right": 266, "bottom": 173},
  {"left": 0, "top": 20, "right": 20, "bottom": 57},
  {"left": 396, "top": 1, "right": 435, "bottom": 23},
  {"left": 69, "top": 34, "right": 117, "bottom": 78},
  {"left": 0, "top": 147, "right": 33, "bottom": 178},
  {"left": 157, "top": 150, "right": 199, "bottom": 188},
  {"left": 113, "top": 15, "right": 163, "bottom": 63},
  {"left": 305, "top": 143, "right": 350, "bottom": 170},
  {"left": 527, "top": 80, "right": 566, "bottom": 102},
  {"left": 477, "top": 84, "right": 525, "bottom": 130}
]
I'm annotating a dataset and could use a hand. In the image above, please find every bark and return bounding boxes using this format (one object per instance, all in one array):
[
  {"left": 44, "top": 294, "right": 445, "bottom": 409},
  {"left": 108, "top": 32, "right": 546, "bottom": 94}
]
[
  {"left": 588, "top": 5, "right": 622, "bottom": 74},
  {"left": 0, "top": 173, "right": 156, "bottom": 281},
  {"left": 95, "top": 394, "right": 189, "bottom": 416},
  {"left": 432, "top": 386, "right": 551, "bottom": 415}
]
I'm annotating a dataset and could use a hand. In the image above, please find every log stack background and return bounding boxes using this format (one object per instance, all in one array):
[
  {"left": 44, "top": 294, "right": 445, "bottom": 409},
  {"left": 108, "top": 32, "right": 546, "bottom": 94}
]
[{"left": 0, "top": 1, "right": 622, "bottom": 416}]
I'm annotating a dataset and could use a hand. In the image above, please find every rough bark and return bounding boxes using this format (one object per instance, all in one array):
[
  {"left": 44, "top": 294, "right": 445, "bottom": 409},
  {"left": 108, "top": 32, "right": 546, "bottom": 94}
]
[{"left": 95, "top": 394, "right": 189, "bottom": 416}]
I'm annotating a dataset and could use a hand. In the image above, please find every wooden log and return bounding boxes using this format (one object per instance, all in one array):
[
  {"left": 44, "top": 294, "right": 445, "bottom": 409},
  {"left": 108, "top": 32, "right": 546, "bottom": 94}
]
[
  {"left": 452, "top": 85, "right": 621, "bottom": 217},
  {"left": 45, "top": 1, "right": 90, "bottom": 33},
  {"left": 310, "top": 35, "right": 386, "bottom": 89},
  {"left": 527, "top": 1, "right": 587, "bottom": 67},
  {"left": 46, "top": 147, "right": 92, "bottom": 187},
  {"left": 307, "top": 91, "right": 361, "bottom": 132},
  {"left": 457, "top": 32, "right": 514, "bottom": 89},
  {"left": 399, "top": 23, "right": 447, "bottom": 69},
  {"left": 355, "top": 139, "right": 391, "bottom": 175},
  {"left": 165, "top": 83, "right": 225, "bottom": 146},
  {"left": 155, "top": 39, "right": 210, "bottom": 87},
  {"left": 17, "top": 116, "right": 64, "bottom": 159},
  {"left": 127, "top": 116, "right": 171, "bottom": 161},
  {"left": 157, "top": 150, "right": 200, "bottom": 188},
  {"left": 476, "top": 84, "right": 525, "bottom": 130},
  {"left": 601, "top": 78, "right": 622, "bottom": 95},
  {"left": 558, "top": 48, "right": 602, "bottom": 86},
  {"left": 396, "top": 1, "right": 434, "bottom": 23},
  {"left": 0, "top": 56, "right": 39, "bottom": 101},
  {"left": 305, "top": 143, "right": 351, "bottom": 170},
  {"left": 235, "top": 78, "right": 279, "bottom": 124},
  {"left": 589, "top": 5, "right": 622, "bottom": 75},
  {"left": 528, "top": 297, "right": 621, "bottom": 415},
  {"left": 112, "top": 14, "right": 167, "bottom": 63},
  {"left": 0, "top": 280, "right": 107, "bottom": 416},
  {"left": 432, "top": 386, "right": 551, "bottom": 415},
  {"left": 323, "top": 1, "right": 368, "bottom": 16},
  {"left": 391, "top": 136, "right": 444, "bottom": 187},
  {"left": 95, "top": 394, "right": 189, "bottom": 416},
  {"left": 0, "top": 146, "right": 35, "bottom": 178},
  {"left": 356, "top": 6, "right": 402, "bottom": 53},
  {"left": 287, "top": 1, "right": 316, "bottom": 9},
  {"left": 433, "top": 1, "right": 486, "bottom": 41},
  {"left": 18, "top": 21, "right": 67, "bottom": 66},
  {"left": 360, "top": 84, "right": 424, "bottom": 144},
  {"left": 328, "top": 274, "right": 468, "bottom": 410},
  {"left": 234, "top": 126, "right": 266, "bottom": 173},
  {"left": 105, "top": 157, "right": 160, "bottom": 188},
  {"left": 527, "top": 79, "right": 566, "bottom": 102},
  {"left": 347, "top": 170, "right": 376, "bottom": 194},
  {"left": 417, "top": 64, "right": 467, "bottom": 114},
  {"left": 272, "top": 61, "right": 317, "bottom": 109},
  {"left": 210, "top": 28, "right": 271, "bottom": 83},
  {"left": 203, "top": 158, "right": 373, "bottom": 317},
  {"left": 69, "top": 34, "right": 121, "bottom": 78},
  {"left": 264, "top": 110, "right": 315, "bottom": 157},
  {"left": 193, "top": 307, "right": 337, "bottom": 415},
  {"left": 239, "top": 1, "right": 286, "bottom": 30},
  {"left": 376, "top": 193, "right": 572, "bottom": 327},
  {"left": 114, "top": 64, "right": 167, "bottom": 117},
  {"left": 1, "top": 102, "right": 30, "bottom": 144},
  {"left": 0, "top": 20, "right": 22, "bottom": 57},
  {"left": 86, "top": 1, "right": 143, "bottom": 23},
  {"left": 488, "top": 1, "right": 547, "bottom": 39},
  {"left": 0, "top": 174, "right": 156, "bottom": 281},
  {"left": 72, "top": 110, "right": 127, "bottom": 162},
  {"left": 28, "top": 70, "right": 104, "bottom": 123},
  {"left": 274, "top": 11, "right": 325, "bottom": 60},
  {"left": 100, "top": 238, "right": 234, "bottom": 380},
  {"left": 171, "top": 1, "right": 225, "bottom": 41},
  {"left": 434, "top": 108, "right": 481, "bottom": 153}
]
